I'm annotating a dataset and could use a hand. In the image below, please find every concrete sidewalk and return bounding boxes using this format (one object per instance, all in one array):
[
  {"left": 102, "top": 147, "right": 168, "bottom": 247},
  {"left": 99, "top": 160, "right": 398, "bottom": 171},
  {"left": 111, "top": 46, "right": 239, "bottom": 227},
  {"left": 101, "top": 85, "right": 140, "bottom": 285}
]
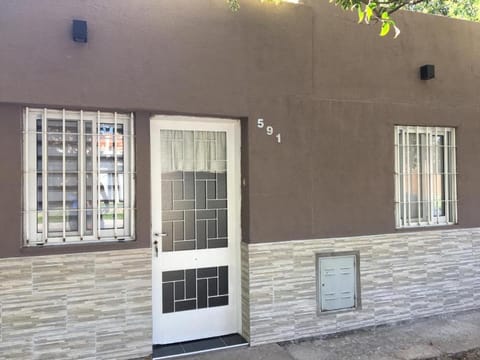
[{"left": 181, "top": 310, "right": 480, "bottom": 360}]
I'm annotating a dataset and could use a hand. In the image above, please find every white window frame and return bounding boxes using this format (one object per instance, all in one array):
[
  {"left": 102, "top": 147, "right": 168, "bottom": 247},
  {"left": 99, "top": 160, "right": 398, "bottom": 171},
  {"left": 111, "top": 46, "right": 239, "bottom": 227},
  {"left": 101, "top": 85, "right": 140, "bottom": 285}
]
[
  {"left": 23, "top": 107, "right": 135, "bottom": 246},
  {"left": 394, "top": 125, "right": 457, "bottom": 229}
]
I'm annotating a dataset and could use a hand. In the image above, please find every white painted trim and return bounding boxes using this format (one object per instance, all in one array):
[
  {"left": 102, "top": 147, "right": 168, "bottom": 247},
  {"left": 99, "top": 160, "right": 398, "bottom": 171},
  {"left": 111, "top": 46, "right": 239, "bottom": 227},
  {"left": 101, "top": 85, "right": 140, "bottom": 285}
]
[
  {"left": 150, "top": 114, "right": 242, "bottom": 345},
  {"left": 23, "top": 108, "right": 135, "bottom": 245},
  {"left": 394, "top": 126, "right": 457, "bottom": 228}
]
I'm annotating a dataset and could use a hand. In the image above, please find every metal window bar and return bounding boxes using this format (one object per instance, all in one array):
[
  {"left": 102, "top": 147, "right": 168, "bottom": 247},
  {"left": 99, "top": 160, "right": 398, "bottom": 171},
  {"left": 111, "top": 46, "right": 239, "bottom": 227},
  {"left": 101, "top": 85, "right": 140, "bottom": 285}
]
[
  {"left": 129, "top": 112, "right": 135, "bottom": 238},
  {"left": 395, "top": 126, "right": 457, "bottom": 228},
  {"left": 114, "top": 112, "right": 118, "bottom": 238},
  {"left": 452, "top": 129, "right": 458, "bottom": 223},
  {"left": 434, "top": 127, "right": 439, "bottom": 224},
  {"left": 62, "top": 109, "right": 66, "bottom": 240},
  {"left": 396, "top": 130, "right": 401, "bottom": 227},
  {"left": 24, "top": 108, "right": 135, "bottom": 245},
  {"left": 79, "top": 110, "right": 85, "bottom": 239},
  {"left": 444, "top": 128, "right": 449, "bottom": 224},
  {"left": 401, "top": 129, "right": 406, "bottom": 227},
  {"left": 193, "top": 131, "right": 198, "bottom": 249},
  {"left": 393, "top": 129, "right": 400, "bottom": 227},
  {"left": 24, "top": 108, "right": 30, "bottom": 242},
  {"left": 407, "top": 128, "right": 412, "bottom": 226},
  {"left": 96, "top": 111, "right": 101, "bottom": 239},
  {"left": 416, "top": 128, "right": 421, "bottom": 225},
  {"left": 92, "top": 112, "right": 99, "bottom": 240},
  {"left": 42, "top": 108, "right": 48, "bottom": 242},
  {"left": 427, "top": 127, "right": 433, "bottom": 225}
]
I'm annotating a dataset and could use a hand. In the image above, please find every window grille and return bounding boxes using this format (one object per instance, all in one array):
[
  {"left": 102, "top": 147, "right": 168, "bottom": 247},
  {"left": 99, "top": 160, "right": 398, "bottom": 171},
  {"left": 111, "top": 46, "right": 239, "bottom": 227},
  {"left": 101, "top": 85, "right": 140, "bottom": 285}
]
[
  {"left": 394, "top": 126, "right": 457, "bottom": 228},
  {"left": 23, "top": 108, "right": 135, "bottom": 245}
]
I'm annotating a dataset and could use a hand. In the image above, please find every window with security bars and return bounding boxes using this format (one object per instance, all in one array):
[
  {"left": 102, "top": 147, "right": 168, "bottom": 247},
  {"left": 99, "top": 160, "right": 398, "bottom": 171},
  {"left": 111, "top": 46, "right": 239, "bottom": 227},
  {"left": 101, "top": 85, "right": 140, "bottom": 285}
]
[
  {"left": 23, "top": 108, "right": 135, "bottom": 245},
  {"left": 394, "top": 126, "right": 457, "bottom": 228}
]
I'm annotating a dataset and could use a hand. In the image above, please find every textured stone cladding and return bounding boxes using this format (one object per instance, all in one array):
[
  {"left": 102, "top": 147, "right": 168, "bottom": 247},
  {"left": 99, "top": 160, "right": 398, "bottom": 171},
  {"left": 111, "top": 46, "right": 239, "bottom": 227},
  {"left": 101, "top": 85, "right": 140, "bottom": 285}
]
[
  {"left": 245, "top": 228, "right": 480, "bottom": 345},
  {"left": 0, "top": 248, "right": 152, "bottom": 360}
]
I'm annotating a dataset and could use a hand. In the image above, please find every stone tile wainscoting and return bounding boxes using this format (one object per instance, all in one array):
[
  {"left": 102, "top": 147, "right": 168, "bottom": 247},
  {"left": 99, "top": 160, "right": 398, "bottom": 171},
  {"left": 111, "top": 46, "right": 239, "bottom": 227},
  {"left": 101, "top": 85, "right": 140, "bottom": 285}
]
[
  {"left": 0, "top": 248, "right": 152, "bottom": 360},
  {"left": 243, "top": 228, "right": 480, "bottom": 345}
]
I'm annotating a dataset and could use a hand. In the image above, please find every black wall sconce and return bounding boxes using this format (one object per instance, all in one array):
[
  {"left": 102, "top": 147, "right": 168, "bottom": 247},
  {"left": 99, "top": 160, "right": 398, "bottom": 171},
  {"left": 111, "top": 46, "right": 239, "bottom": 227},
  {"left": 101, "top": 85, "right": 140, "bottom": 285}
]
[
  {"left": 72, "top": 20, "right": 88, "bottom": 43},
  {"left": 420, "top": 64, "right": 435, "bottom": 80}
]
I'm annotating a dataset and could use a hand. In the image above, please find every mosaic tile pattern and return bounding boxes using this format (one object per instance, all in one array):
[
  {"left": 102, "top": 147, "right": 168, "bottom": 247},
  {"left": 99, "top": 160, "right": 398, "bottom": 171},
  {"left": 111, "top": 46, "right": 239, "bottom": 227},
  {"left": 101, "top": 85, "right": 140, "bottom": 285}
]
[
  {"left": 0, "top": 248, "right": 152, "bottom": 360},
  {"left": 243, "top": 228, "right": 480, "bottom": 345},
  {"left": 162, "top": 266, "right": 229, "bottom": 313},
  {"left": 161, "top": 171, "right": 228, "bottom": 252},
  {"left": 241, "top": 241, "right": 251, "bottom": 342}
]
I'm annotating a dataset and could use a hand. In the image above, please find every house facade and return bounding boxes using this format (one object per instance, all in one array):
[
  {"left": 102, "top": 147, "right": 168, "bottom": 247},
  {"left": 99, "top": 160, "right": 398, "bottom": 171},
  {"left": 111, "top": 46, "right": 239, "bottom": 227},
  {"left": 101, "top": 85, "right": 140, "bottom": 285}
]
[{"left": 1, "top": 0, "right": 480, "bottom": 359}]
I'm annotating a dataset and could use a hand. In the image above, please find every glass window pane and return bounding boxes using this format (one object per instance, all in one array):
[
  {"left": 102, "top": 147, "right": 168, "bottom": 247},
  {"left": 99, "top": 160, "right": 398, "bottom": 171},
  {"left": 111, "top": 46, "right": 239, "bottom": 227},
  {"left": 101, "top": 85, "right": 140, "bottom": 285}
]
[
  {"left": 66, "top": 210, "right": 79, "bottom": 233},
  {"left": 36, "top": 119, "right": 42, "bottom": 171},
  {"left": 100, "top": 206, "right": 114, "bottom": 230},
  {"left": 47, "top": 133, "right": 63, "bottom": 171},
  {"left": 100, "top": 123, "right": 115, "bottom": 172},
  {"left": 47, "top": 119, "right": 62, "bottom": 133},
  {"left": 47, "top": 210, "right": 63, "bottom": 236},
  {"left": 116, "top": 124, "right": 124, "bottom": 172},
  {"left": 65, "top": 121, "right": 79, "bottom": 172},
  {"left": 116, "top": 207, "right": 124, "bottom": 230},
  {"left": 85, "top": 173, "right": 94, "bottom": 236},
  {"left": 47, "top": 173, "right": 63, "bottom": 210},
  {"left": 99, "top": 173, "right": 114, "bottom": 230},
  {"left": 66, "top": 173, "right": 79, "bottom": 211},
  {"left": 65, "top": 119, "right": 78, "bottom": 134},
  {"left": 37, "top": 173, "right": 43, "bottom": 234},
  {"left": 85, "top": 121, "right": 93, "bottom": 172}
]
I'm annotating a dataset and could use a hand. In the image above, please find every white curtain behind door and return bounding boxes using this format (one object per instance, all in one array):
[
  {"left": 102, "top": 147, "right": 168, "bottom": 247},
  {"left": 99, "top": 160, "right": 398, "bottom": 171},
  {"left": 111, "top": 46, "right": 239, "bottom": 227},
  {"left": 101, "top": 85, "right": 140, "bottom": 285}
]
[{"left": 160, "top": 130, "right": 226, "bottom": 173}]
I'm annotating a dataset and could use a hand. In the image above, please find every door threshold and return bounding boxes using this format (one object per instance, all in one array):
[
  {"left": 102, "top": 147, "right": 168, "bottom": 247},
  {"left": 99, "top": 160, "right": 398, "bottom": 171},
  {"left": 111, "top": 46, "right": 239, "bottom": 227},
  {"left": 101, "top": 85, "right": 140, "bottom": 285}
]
[{"left": 152, "top": 334, "right": 248, "bottom": 359}]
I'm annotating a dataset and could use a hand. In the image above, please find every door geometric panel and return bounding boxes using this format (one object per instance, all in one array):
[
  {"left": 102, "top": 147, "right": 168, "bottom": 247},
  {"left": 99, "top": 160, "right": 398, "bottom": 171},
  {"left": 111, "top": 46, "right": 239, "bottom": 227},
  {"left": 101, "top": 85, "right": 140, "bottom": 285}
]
[
  {"left": 160, "top": 130, "right": 228, "bottom": 252},
  {"left": 162, "top": 171, "right": 228, "bottom": 251},
  {"left": 162, "top": 266, "right": 229, "bottom": 313}
]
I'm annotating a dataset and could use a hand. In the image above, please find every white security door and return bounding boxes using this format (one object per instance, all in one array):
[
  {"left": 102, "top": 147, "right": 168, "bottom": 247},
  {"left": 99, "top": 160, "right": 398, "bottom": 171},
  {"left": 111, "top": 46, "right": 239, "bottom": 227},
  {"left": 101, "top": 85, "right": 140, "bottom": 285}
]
[{"left": 151, "top": 115, "right": 241, "bottom": 345}]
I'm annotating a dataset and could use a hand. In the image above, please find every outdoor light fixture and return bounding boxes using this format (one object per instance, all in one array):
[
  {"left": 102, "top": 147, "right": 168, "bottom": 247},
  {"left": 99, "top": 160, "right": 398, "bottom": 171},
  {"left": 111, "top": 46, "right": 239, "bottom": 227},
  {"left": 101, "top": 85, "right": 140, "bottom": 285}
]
[
  {"left": 420, "top": 64, "right": 435, "bottom": 80},
  {"left": 72, "top": 20, "right": 88, "bottom": 43}
]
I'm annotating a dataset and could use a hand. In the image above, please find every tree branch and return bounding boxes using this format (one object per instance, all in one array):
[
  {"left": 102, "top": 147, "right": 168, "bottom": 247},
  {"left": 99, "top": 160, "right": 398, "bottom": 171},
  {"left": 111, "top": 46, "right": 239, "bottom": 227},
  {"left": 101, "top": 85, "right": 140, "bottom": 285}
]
[{"left": 387, "top": 0, "right": 427, "bottom": 14}]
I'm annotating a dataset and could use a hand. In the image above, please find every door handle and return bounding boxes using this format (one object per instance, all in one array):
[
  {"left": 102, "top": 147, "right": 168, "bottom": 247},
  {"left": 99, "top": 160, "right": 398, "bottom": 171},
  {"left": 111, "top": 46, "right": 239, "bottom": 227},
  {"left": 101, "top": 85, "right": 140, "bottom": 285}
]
[
  {"left": 153, "top": 232, "right": 167, "bottom": 237},
  {"left": 153, "top": 240, "right": 158, "bottom": 258}
]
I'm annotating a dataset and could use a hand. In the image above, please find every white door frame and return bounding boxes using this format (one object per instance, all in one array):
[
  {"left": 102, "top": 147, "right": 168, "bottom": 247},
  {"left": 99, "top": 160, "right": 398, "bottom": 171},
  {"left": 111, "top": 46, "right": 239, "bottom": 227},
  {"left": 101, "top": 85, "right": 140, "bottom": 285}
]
[{"left": 150, "top": 115, "right": 242, "bottom": 345}]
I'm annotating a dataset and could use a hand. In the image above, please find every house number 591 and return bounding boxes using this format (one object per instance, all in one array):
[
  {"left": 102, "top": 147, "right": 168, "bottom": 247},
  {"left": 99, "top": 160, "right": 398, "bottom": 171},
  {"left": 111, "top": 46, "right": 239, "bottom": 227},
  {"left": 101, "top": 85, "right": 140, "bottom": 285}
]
[{"left": 257, "top": 118, "right": 282, "bottom": 143}]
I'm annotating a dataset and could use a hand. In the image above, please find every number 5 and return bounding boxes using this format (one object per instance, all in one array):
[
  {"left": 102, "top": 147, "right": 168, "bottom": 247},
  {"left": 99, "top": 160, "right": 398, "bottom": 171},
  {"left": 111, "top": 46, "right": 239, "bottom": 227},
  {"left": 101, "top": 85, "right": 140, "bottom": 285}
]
[{"left": 257, "top": 118, "right": 264, "bottom": 128}]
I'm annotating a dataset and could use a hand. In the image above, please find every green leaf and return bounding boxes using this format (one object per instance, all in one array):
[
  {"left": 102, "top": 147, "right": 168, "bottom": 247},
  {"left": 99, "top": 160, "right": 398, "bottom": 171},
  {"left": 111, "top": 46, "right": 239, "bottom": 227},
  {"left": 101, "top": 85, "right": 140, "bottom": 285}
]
[
  {"left": 365, "top": 5, "right": 373, "bottom": 22},
  {"left": 227, "top": 0, "right": 240, "bottom": 11},
  {"left": 381, "top": 11, "right": 390, "bottom": 20},
  {"left": 358, "top": 6, "right": 365, "bottom": 23},
  {"left": 380, "top": 21, "right": 391, "bottom": 36}
]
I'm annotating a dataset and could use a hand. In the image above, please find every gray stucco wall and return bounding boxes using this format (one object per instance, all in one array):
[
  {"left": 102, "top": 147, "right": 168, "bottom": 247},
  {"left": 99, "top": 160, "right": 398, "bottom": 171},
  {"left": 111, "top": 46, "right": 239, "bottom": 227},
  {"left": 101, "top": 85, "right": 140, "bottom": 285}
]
[{"left": 1, "top": 0, "right": 480, "bottom": 256}]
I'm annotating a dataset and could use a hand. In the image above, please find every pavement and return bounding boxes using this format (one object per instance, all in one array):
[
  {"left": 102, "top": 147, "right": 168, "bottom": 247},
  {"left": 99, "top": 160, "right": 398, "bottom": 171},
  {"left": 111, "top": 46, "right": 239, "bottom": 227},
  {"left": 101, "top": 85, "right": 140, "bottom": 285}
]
[{"left": 175, "top": 309, "right": 480, "bottom": 360}]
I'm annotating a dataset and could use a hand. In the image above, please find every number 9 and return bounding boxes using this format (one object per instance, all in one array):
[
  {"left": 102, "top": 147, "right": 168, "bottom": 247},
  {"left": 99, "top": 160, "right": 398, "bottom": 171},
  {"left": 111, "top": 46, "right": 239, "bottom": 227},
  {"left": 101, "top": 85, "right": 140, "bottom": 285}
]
[{"left": 266, "top": 126, "right": 273, "bottom": 136}]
